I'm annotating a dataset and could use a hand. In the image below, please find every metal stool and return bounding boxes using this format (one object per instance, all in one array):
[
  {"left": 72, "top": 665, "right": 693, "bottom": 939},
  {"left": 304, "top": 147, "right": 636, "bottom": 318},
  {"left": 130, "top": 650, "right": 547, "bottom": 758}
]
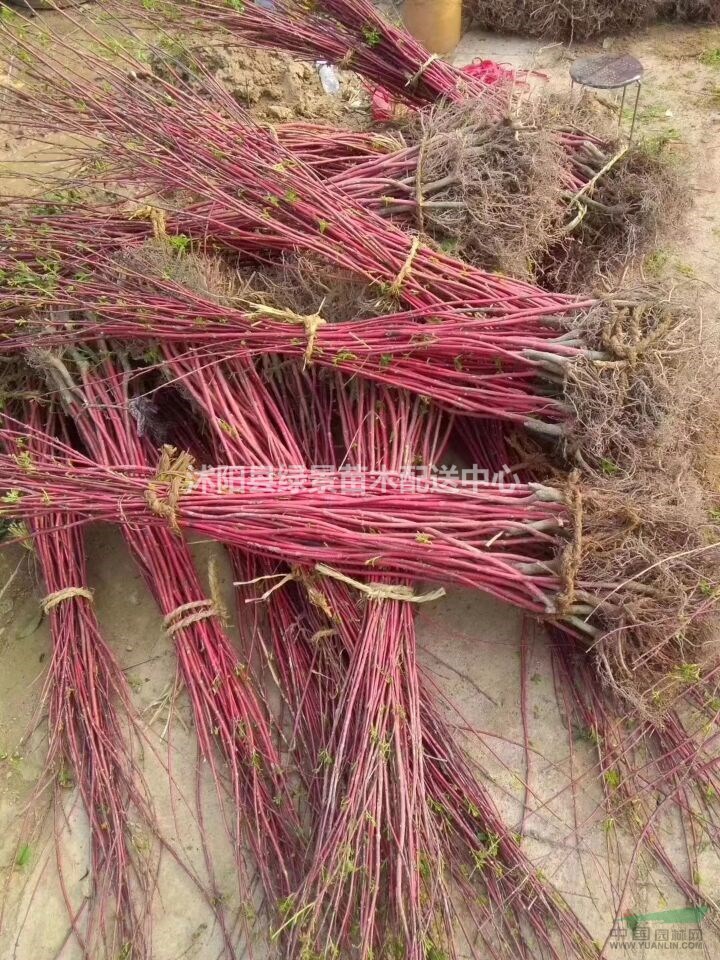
[{"left": 570, "top": 54, "right": 644, "bottom": 143}]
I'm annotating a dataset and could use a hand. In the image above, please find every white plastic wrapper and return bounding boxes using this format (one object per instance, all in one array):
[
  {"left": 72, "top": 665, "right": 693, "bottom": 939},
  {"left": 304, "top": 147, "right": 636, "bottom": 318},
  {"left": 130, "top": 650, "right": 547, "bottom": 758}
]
[{"left": 316, "top": 61, "right": 341, "bottom": 95}]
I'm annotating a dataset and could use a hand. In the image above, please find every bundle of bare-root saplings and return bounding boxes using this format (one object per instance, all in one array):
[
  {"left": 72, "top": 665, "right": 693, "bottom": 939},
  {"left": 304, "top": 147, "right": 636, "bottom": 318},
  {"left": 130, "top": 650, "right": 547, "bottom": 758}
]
[{"left": 0, "top": 4, "right": 718, "bottom": 960}]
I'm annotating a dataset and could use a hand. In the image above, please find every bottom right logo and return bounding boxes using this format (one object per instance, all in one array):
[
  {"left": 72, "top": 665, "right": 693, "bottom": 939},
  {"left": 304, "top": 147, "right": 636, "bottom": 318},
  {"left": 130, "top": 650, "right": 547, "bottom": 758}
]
[{"left": 608, "top": 907, "right": 708, "bottom": 951}]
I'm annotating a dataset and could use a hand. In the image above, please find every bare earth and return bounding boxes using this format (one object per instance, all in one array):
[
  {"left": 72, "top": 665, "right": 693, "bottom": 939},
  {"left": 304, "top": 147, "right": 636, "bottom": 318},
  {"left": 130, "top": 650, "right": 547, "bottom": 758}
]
[{"left": 1, "top": 14, "right": 719, "bottom": 959}]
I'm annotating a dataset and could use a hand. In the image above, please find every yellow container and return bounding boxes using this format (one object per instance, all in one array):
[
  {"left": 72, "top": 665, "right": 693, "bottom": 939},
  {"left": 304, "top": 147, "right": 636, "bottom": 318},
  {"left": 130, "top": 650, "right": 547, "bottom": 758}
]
[{"left": 403, "top": 0, "right": 462, "bottom": 56}]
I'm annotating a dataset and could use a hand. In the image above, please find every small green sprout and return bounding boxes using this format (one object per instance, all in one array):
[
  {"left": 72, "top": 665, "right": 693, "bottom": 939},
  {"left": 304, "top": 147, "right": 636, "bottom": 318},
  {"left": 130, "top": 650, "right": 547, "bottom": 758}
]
[
  {"left": 362, "top": 25, "right": 382, "bottom": 46},
  {"left": 167, "top": 233, "right": 191, "bottom": 254},
  {"left": 604, "top": 769, "right": 621, "bottom": 791},
  {"left": 700, "top": 48, "right": 720, "bottom": 67},
  {"left": 16, "top": 844, "right": 31, "bottom": 868},
  {"left": 672, "top": 662, "right": 702, "bottom": 684}
]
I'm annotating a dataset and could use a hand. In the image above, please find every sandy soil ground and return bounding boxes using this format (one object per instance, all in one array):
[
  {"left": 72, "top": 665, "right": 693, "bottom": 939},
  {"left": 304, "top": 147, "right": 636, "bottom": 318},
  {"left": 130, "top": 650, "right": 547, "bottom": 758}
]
[{"left": 0, "top": 11, "right": 719, "bottom": 959}]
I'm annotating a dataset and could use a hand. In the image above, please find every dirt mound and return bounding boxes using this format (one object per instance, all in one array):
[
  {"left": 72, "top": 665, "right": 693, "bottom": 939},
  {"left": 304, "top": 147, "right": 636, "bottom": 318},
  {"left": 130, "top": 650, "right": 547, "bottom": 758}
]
[{"left": 149, "top": 42, "right": 369, "bottom": 125}]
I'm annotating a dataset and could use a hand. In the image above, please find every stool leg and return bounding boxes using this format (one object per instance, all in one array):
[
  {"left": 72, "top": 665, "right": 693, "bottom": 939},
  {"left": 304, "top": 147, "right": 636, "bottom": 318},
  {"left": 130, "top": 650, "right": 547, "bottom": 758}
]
[
  {"left": 629, "top": 82, "right": 642, "bottom": 144},
  {"left": 618, "top": 84, "right": 627, "bottom": 137}
]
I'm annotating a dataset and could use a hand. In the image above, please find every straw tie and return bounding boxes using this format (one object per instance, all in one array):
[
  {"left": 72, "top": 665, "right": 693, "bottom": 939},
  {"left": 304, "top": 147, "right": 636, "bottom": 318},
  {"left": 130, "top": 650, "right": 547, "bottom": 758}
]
[
  {"left": 406, "top": 53, "right": 439, "bottom": 87},
  {"left": 146, "top": 445, "right": 196, "bottom": 534},
  {"left": 602, "top": 303, "right": 676, "bottom": 367},
  {"left": 556, "top": 470, "right": 583, "bottom": 616},
  {"left": 315, "top": 563, "right": 446, "bottom": 603},
  {"left": 235, "top": 565, "right": 443, "bottom": 612},
  {"left": 129, "top": 204, "right": 167, "bottom": 238},
  {"left": 42, "top": 586, "right": 94, "bottom": 613},
  {"left": 337, "top": 49, "right": 354, "bottom": 69},
  {"left": 390, "top": 236, "right": 420, "bottom": 296},
  {"left": 244, "top": 302, "right": 327, "bottom": 365},
  {"left": 163, "top": 599, "right": 219, "bottom": 636}
]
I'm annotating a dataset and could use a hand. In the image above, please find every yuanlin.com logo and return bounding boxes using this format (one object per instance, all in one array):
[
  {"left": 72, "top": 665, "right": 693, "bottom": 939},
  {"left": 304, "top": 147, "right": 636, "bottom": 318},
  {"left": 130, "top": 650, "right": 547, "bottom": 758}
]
[{"left": 608, "top": 907, "right": 709, "bottom": 951}]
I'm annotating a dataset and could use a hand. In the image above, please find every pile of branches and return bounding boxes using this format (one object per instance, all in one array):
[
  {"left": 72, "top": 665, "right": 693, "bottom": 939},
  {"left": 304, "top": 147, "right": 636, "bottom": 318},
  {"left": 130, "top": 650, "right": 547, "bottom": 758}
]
[
  {"left": 0, "top": 0, "right": 681, "bottom": 290},
  {"left": 469, "top": 0, "right": 719, "bottom": 40},
  {"left": 76, "top": 2, "right": 685, "bottom": 286},
  {"left": 22, "top": 403, "right": 159, "bottom": 960},
  {"left": 0, "top": 4, "right": 717, "bottom": 960}
]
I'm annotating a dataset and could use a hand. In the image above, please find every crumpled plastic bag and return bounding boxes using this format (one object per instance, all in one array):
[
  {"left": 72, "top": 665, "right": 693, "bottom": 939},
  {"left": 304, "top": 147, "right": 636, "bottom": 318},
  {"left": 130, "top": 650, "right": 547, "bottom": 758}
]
[{"left": 369, "top": 58, "right": 544, "bottom": 121}]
